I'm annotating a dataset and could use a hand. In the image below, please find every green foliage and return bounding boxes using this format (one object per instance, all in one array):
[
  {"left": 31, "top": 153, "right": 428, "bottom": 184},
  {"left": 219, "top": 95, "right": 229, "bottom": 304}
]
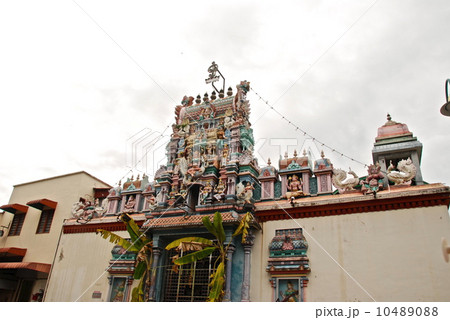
[
  {"left": 165, "top": 236, "right": 214, "bottom": 251},
  {"left": 96, "top": 229, "right": 139, "bottom": 252},
  {"left": 212, "top": 212, "right": 226, "bottom": 244},
  {"left": 207, "top": 261, "right": 225, "bottom": 302},
  {"left": 232, "top": 211, "right": 252, "bottom": 242},
  {"left": 97, "top": 212, "right": 153, "bottom": 302},
  {"left": 173, "top": 247, "right": 216, "bottom": 265}
]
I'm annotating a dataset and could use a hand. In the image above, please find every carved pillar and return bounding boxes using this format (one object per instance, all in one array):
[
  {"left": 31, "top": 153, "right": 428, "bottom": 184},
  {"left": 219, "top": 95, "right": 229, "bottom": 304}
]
[
  {"left": 148, "top": 247, "right": 162, "bottom": 302},
  {"left": 269, "top": 278, "right": 277, "bottom": 302},
  {"left": 241, "top": 233, "right": 255, "bottom": 302},
  {"left": 223, "top": 244, "right": 236, "bottom": 302}
]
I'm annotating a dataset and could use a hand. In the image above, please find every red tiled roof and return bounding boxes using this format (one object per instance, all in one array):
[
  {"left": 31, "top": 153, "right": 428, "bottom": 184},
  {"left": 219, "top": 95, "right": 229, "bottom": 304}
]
[
  {"left": 0, "top": 262, "right": 51, "bottom": 273},
  {"left": 26, "top": 198, "right": 57, "bottom": 210},
  {"left": 0, "top": 203, "right": 28, "bottom": 214},
  {"left": 144, "top": 211, "right": 243, "bottom": 229}
]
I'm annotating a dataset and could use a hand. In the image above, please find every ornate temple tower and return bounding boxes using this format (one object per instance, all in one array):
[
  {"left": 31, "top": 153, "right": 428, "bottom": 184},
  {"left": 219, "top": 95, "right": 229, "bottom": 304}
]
[
  {"left": 149, "top": 80, "right": 260, "bottom": 211},
  {"left": 372, "top": 114, "right": 423, "bottom": 185}
]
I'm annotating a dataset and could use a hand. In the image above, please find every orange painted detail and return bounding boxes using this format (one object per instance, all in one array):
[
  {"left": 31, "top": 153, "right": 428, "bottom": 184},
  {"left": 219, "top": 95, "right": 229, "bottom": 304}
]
[
  {"left": 0, "top": 262, "right": 51, "bottom": 273},
  {"left": 0, "top": 247, "right": 27, "bottom": 257},
  {"left": 26, "top": 198, "right": 57, "bottom": 210},
  {"left": 0, "top": 203, "right": 28, "bottom": 214}
]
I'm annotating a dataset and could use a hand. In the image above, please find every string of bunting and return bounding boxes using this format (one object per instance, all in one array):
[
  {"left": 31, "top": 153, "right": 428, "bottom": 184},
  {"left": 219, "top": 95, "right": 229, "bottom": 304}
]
[{"left": 250, "top": 87, "right": 370, "bottom": 169}]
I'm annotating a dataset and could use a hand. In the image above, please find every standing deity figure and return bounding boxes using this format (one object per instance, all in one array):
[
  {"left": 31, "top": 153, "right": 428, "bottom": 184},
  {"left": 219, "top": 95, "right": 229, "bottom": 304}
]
[
  {"left": 199, "top": 182, "right": 213, "bottom": 205},
  {"left": 145, "top": 194, "right": 157, "bottom": 210},
  {"left": 233, "top": 80, "right": 250, "bottom": 113}
]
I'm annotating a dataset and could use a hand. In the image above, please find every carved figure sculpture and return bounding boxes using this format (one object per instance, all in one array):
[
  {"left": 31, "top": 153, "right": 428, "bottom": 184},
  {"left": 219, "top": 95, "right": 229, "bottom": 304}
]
[
  {"left": 72, "top": 196, "right": 107, "bottom": 220},
  {"left": 145, "top": 194, "right": 157, "bottom": 210},
  {"left": 213, "top": 179, "right": 227, "bottom": 202},
  {"left": 233, "top": 80, "right": 250, "bottom": 112},
  {"left": 285, "top": 175, "right": 303, "bottom": 199},
  {"left": 279, "top": 281, "right": 299, "bottom": 302},
  {"left": 236, "top": 181, "right": 254, "bottom": 204},
  {"left": 94, "top": 198, "right": 108, "bottom": 217},
  {"left": 387, "top": 158, "right": 417, "bottom": 185},
  {"left": 332, "top": 168, "right": 360, "bottom": 193},
  {"left": 177, "top": 96, "right": 194, "bottom": 125},
  {"left": 361, "top": 163, "right": 384, "bottom": 195},
  {"left": 199, "top": 182, "right": 213, "bottom": 205},
  {"left": 178, "top": 157, "right": 205, "bottom": 185},
  {"left": 123, "top": 195, "right": 136, "bottom": 213}
]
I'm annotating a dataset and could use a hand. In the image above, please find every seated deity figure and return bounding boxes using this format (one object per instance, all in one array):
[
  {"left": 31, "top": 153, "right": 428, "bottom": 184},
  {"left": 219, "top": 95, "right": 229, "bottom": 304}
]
[
  {"left": 123, "top": 195, "right": 136, "bottom": 212},
  {"left": 285, "top": 175, "right": 304, "bottom": 199},
  {"left": 213, "top": 179, "right": 227, "bottom": 202}
]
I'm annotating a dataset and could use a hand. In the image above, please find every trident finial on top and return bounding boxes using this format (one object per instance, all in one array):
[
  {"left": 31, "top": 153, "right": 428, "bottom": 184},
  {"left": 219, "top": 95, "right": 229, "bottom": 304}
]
[{"left": 205, "top": 61, "right": 225, "bottom": 94}]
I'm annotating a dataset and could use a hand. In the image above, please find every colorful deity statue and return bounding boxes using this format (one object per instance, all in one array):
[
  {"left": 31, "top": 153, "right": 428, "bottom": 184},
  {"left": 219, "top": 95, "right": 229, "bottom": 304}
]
[
  {"left": 279, "top": 281, "right": 299, "bottom": 302},
  {"left": 213, "top": 179, "right": 227, "bottom": 202},
  {"left": 199, "top": 182, "right": 213, "bottom": 205},
  {"left": 123, "top": 195, "right": 136, "bottom": 213},
  {"left": 361, "top": 163, "right": 384, "bottom": 195},
  {"left": 285, "top": 175, "right": 304, "bottom": 199},
  {"left": 236, "top": 181, "right": 255, "bottom": 204}
]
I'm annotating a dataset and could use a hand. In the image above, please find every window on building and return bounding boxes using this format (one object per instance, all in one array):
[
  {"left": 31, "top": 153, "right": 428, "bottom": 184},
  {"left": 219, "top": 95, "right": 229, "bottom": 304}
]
[
  {"left": 8, "top": 213, "right": 26, "bottom": 236},
  {"left": 162, "top": 245, "right": 220, "bottom": 301},
  {"left": 36, "top": 208, "right": 54, "bottom": 234}
]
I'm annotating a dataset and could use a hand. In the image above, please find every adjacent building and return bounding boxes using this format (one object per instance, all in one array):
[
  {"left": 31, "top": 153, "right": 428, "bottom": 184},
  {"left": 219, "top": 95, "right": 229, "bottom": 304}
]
[{"left": 0, "top": 172, "right": 110, "bottom": 301}]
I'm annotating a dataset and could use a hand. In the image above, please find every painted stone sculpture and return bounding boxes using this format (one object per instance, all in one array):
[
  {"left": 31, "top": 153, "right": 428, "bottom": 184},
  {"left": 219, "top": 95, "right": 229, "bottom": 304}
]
[
  {"left": 387, "top": 158, "right": 416, "bottom": 185},
  {"left": 332, "top": 168, "right": 360, "bottom": 193},
  {"left": 361, "top": 163, "right": 384, "bottom": 195},
  {"left": 236, "top": 181, "right": 254, "bottom": 204},
  {"left": 285, "top": 175, "right": 303, "bottom": 199}
]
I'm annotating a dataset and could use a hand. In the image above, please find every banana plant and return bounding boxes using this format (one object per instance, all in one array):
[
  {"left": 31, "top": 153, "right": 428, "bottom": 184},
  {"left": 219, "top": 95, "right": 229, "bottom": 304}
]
[
  {"left": 96, "top": 212, "right": 153, "bottom": 302},
  {"left": 165, "top": 211, "right": 253, "bottom": 302}
]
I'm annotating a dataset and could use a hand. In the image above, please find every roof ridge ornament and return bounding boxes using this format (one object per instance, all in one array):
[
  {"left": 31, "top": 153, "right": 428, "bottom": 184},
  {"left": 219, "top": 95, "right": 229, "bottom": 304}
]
[{"left": 205, "top": 61, "right": 226, "bottom": 94}]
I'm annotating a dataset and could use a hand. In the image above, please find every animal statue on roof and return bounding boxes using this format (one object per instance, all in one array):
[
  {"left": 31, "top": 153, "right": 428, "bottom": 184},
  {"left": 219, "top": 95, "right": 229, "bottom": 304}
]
[
  {"left": 387, "top": 158, "right": 417, "bottom": 185},
  {"left": 332, "top": 168, "right": 360, "bottom": 193}
]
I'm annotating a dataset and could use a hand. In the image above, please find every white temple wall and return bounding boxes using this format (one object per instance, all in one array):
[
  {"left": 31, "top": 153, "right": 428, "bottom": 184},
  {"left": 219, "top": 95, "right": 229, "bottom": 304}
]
[{"left": 251, "top": 205, "right": 450, "bottom": 302}]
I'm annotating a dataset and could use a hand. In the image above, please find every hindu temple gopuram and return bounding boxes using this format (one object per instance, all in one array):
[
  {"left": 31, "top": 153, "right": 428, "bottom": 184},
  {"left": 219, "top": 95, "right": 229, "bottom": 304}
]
[{"left": 2, "top": 66, "right": 450, "bottom": 302}]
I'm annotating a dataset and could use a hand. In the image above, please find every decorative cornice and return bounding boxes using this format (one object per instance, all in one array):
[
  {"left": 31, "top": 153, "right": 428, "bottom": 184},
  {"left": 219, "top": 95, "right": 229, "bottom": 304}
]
[{"left": 255, "top": 188, "right": 450, "bottom": 222}]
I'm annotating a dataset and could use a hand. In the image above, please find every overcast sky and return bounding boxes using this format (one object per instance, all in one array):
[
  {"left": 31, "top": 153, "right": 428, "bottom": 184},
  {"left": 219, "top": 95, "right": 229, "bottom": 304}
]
[{"left": 1, "top": 0, "right": 450, "bottom": 206}]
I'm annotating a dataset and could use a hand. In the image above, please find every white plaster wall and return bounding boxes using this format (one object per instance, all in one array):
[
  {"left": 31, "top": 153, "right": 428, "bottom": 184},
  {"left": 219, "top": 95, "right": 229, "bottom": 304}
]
[
  {"left": 44, "top": 230, "right": 138, "bottom": 302},
  {"left": 251, "top": 205, "right": 450, "bottom": 302}
]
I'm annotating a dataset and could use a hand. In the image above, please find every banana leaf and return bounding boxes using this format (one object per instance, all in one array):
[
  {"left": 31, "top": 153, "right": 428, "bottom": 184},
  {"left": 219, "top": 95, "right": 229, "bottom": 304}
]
[
  {"left": 202, "top": 215, "right": 219, "bottom": 239},
  {"left": 213, "top": 212, "right": 226, "bottom": 244},
  {"left": 208, "top": 261, "right": 225, "bottom": 302},
  {"left": 165, "top": 236, "right": 213, "bottom": 250},
  {"left": 134, "top": 260, "right": 147, "bottom": 279},
  {"left": 96, "top": 229, "right": 138, "bottom": 252},
  {"left": 232, "top": 212, "right": 252, "bottom": 242},
  {"left": 173, "top": 247, "right": 216, "bottom": 265},
  {"left": 131, "top": 277, "right": 145, "bottom": 302},
  {"left": 123, "top": 214, "right": 149, "bottom": 249}
]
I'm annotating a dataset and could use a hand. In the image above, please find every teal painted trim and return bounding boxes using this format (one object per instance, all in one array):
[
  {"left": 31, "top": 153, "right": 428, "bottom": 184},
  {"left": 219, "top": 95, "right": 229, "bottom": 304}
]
[{"left": 230, "top": 238, "right": 244, "bottom": 302}]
